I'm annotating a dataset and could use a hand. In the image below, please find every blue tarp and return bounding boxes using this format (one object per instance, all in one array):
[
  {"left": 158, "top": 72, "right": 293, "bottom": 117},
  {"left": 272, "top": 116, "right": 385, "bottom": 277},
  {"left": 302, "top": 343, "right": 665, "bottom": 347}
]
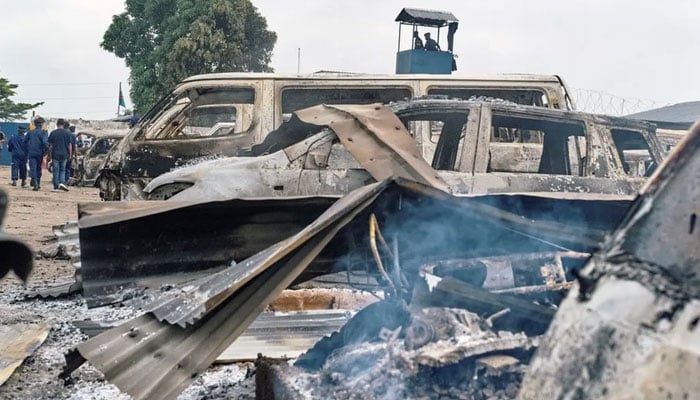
[{"left": 0, "top": 122, "right": 30, "bottom": 165}]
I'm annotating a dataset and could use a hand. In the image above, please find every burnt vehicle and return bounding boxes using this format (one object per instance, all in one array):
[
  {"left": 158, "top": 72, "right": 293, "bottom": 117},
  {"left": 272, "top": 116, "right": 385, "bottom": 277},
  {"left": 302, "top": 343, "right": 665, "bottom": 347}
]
[
  {"left": 75, "top": 131, "right": 126, "bottom": 186},
  {"left": 66, "top": 101, "right": 643, "bottom": 308},
  {"left": 96, "top": 72, "right": 577, "bottom": 200},
  {"left": 144, "top": 97, "right": 664, "bottom": 201}
]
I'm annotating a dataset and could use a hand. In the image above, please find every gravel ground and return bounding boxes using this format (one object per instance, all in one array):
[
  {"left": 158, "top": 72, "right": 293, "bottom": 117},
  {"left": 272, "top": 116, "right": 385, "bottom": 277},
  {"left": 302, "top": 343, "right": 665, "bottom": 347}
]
[{"left": 0, "top": 167, "right": 254, "bottom": 400}]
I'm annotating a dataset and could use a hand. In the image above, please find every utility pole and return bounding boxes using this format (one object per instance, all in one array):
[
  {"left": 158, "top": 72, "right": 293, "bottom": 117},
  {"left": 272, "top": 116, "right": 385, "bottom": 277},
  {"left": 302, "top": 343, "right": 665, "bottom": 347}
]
[{"left": 297, "top": 48, "right": 301, "bottom": 74}]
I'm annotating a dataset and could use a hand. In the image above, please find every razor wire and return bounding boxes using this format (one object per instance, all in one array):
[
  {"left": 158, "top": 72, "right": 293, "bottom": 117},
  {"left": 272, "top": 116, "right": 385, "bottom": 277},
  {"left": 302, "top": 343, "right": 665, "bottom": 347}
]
[{"left": 571, "top": 88, "right": 670, "bottom": 117}]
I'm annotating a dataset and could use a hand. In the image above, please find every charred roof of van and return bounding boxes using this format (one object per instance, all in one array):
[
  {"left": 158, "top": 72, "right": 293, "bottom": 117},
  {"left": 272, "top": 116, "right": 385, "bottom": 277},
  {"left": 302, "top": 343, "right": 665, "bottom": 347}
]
[{"left": 180, "top": 72, "right": 569, "bottom": 84}]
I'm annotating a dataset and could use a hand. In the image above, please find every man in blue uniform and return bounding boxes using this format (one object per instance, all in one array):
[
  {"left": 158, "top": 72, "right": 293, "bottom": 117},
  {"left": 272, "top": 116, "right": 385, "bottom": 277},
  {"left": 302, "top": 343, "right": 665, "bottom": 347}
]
[
  {"left": 8, "top": 125, "right": 28, "bottom": 187},
  {"left": 24, "top": 117, "right": 48, "bottom": 191},
  {"left": 47, "top": 119, "right": 72, "bottom": 191}
]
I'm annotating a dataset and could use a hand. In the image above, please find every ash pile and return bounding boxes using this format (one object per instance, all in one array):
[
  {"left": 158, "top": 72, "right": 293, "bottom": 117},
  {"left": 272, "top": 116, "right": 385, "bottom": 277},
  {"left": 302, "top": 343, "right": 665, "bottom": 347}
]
[
  {"left": 259, "top": 304, "right": 532, "bottom": 400},
  {"left": 253, "top": 236, "right": 581, "bottom": 400},
  {"left": 254, "top": 241, "right": 574, "bottom": 400}
]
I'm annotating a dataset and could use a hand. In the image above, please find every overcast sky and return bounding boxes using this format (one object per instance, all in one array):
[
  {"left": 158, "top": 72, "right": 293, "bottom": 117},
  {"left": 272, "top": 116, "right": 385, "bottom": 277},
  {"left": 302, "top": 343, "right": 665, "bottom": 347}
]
[{"left": 1, "top": 0, "right": 698, "bottom": 120}]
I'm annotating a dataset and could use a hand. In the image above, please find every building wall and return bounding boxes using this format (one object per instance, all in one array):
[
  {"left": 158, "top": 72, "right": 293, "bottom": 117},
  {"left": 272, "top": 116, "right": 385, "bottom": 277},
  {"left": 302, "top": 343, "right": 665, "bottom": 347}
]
[{"left": 0, "top": 122, "right": 29, "bottom": 166}]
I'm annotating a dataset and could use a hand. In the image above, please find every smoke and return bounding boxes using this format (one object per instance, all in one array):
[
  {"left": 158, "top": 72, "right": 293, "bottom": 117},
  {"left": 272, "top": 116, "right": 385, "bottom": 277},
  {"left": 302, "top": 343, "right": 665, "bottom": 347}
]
[{"left": 287, "top": 190, "right": 605, "bottom": 398}]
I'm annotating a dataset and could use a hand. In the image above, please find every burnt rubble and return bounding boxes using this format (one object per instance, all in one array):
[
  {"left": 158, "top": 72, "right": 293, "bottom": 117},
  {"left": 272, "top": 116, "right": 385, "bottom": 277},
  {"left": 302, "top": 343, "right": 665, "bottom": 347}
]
[
  {"left": 257, "top": 306, "right": 532, "bottom": 400},
  {"left": 60, "top": 178, "right": 596, "bottom": 400},
  {"left": 13, "top": 102, "right": 697, "bottom": 399}
]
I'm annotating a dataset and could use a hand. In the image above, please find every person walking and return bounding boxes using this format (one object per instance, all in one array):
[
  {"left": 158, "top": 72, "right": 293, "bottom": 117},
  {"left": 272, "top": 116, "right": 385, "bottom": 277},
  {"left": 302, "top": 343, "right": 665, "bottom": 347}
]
[
  {"left": 47, "top": 119, "right": 71, "bottom": 192},
  {"left": 8, "top": 126, "right": 28, "bottom": 187},
  {"left": 64, "top": 125, "right": 77, "bottom": 185},
  {"left": 24, "top": 117, "right": 48, "bottom": 191}
]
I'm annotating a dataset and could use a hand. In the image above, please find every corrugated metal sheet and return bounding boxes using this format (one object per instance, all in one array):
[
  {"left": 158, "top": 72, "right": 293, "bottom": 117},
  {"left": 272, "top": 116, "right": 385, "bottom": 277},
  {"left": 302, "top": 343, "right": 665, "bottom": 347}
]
[
  {"left": 74, "top": 310, "right": 354, "bottom": 362},
  {"left": 31, "top": 190, "right": 629, "bottom": 307},
  {"left": 65, "top": 180, "right": 389, "bottom": 400}
]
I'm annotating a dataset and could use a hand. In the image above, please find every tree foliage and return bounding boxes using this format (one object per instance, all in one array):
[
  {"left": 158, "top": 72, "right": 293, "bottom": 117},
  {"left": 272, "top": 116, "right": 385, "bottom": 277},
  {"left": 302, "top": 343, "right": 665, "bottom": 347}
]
[
  {"left": 102, "top": 0, "right": 277, "bottom": 114},
  {"left": 0, "top": 78, "right": 43, "bottom": 121}
]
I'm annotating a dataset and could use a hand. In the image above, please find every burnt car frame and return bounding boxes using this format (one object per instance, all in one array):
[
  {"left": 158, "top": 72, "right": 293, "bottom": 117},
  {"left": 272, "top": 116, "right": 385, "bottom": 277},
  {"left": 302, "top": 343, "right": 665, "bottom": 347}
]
[
  {"left": 75, "top": 131, "right": 126, "bottom": 186},
  {"left": 144, "top": 98, "right": 665, "bottom": 201},
  {"left": 95, "top": 72, "right": 577, "bottom": 200}
]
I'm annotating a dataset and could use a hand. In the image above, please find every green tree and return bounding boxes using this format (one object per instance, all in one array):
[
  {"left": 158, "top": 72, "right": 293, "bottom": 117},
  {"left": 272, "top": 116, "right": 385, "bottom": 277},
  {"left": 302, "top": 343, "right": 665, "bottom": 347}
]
[
  {"left": 102, "top": 0, "right": 277, "bottom": 114},
  {"left": 0, "top": 78, "right": 43, "bottom": 121}
]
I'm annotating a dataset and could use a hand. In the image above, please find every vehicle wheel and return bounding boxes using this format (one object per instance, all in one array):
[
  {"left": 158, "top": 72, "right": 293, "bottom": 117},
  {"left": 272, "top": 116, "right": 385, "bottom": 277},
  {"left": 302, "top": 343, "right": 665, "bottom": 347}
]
[{"left": 98, "top": 173, "right": 121, "bottom": 201}]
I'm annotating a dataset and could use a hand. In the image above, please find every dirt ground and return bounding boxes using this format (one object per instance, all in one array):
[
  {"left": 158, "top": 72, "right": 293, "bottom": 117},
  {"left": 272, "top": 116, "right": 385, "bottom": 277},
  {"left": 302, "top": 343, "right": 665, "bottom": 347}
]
[{"left": 0, "top": 166, "right": 254, "bottom": 400}]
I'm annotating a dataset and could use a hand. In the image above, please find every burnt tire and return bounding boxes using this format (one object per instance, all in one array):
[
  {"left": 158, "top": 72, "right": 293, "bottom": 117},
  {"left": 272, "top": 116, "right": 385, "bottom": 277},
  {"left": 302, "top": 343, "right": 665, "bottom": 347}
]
[{"left": 97, "top": 172, "right": 121, "bottom": 201}]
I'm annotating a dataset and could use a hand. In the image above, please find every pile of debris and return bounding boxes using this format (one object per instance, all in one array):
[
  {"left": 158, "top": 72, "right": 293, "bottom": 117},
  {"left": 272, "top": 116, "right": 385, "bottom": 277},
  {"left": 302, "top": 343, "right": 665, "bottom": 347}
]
[
  {"left": 258, "top": 304, "right": 533, "bottom": 400},
  {"left": 38, "top": 222, "right": 79, "bottom": 261},
  {"left": 58, "top": 177, "right": 594, "bottom": 400},
  {"left": 2, "top": 101, "right": 696, "bottom": 399}
]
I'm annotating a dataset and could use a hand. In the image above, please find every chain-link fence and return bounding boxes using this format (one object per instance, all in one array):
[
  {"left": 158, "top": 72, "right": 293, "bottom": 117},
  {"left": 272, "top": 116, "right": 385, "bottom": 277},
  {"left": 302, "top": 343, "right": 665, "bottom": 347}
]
[{"left": 571, "top": 88, "right": 669, "bottom": 117}]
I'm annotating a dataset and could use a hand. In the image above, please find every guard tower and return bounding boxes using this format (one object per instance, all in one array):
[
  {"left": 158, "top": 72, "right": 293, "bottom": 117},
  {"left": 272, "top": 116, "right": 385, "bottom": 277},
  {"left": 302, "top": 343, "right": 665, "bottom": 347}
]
[{"left": 395, "top": 8, "right": 459, "bottom": 75}]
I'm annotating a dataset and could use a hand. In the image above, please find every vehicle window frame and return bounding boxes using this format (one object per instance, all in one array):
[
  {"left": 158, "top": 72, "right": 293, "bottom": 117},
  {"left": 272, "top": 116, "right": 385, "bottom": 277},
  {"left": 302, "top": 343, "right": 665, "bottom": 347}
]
[
  {"left": 278, "top": 85, "right": 415, "bottom": 115},
  {"left": 607, "top": 127, "right": 659, "bottom": 178},
  {"left": 397, "top": 106, "right": 477, "bottom": 172},
  {"left": 426, "top": 86, "right": 551, "bottom": 108},
  {"left": 482, "top": 109, "right": 589, "bottom": 176},
  {"left": 88, "top": 138, "right": 118, "bottom": 157},
  {"left": 138, "top": 85, "right": 258, "bottom": 142}
]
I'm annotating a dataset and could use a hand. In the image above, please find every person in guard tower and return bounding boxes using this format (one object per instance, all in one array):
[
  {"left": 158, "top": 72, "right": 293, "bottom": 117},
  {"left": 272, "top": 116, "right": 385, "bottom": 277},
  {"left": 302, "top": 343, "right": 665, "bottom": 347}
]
[{"left": 424, "top": 32, "right": 440, "bottom": 51}]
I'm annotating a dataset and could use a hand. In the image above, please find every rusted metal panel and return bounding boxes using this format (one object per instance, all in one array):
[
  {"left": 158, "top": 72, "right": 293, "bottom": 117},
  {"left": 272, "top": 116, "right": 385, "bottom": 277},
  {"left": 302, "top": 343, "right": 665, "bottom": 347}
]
[
  {"left": 519, "top": 121, "right": 700, "bottom": 399},
  {"left": 0, "top": 322, "right": 50, "bottom": 385},
  {"left": 216, "top": 310, "right": 354, "bottom": 362},
  {"left": 295, "top": 103, "right": 450, "bottom": 192},
  {"left": 77, "top": 196, "right": 337, "bottom": 307}
]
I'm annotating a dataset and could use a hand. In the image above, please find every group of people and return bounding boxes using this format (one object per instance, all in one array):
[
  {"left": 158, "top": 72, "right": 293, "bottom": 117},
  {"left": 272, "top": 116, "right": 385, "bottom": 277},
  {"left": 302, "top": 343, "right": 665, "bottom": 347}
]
[
  {"left": 7, "top": 117, "right": 77, "bottom": 192},
  {"left": 412, "top": 31, "right": 441, "bottom": 51}
]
